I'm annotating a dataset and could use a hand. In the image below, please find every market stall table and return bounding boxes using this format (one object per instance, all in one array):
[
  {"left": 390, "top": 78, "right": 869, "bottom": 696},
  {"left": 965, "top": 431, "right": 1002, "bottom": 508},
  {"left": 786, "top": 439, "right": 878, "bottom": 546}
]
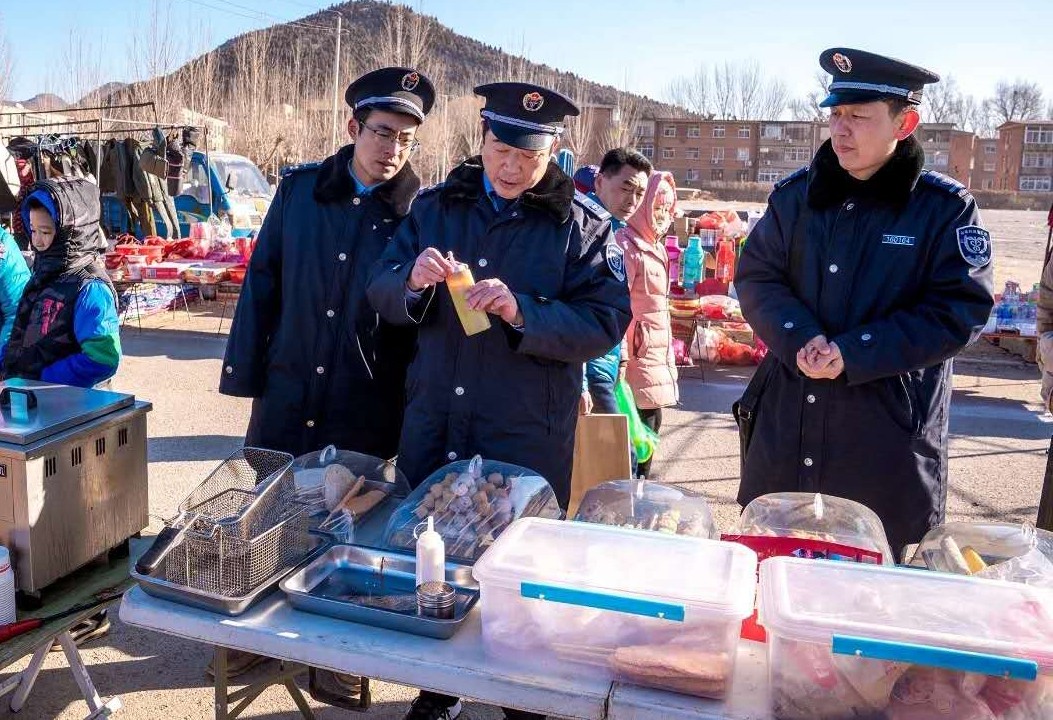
[
  {"left": 113, "top": 280, "right": 194, "bottom": 333},
  {"left": 120, "top": 586, "right": 613, "bottom": 720}
]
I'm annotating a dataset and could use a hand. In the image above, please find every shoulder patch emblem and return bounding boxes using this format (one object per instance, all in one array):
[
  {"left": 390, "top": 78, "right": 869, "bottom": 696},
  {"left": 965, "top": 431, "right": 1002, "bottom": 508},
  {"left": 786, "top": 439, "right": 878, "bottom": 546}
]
[
  {"left": 575, "top": 191, "right": 611, "bottom": 221},
  {"left": 605, "top": 241, "right": 626, "bottom": 282},
  {"left": 956, "top": 225, "right": 992, "bottom": 268}
]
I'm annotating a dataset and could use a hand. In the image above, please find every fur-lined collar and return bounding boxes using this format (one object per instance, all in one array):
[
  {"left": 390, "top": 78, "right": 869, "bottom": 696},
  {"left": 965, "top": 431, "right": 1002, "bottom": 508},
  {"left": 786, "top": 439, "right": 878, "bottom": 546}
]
[
  {"left": 440, "top": 156, "right": 574, "bottom": 223},
  {"left": 313, "top": 144, "right": 420, "bottom": 217},
  {"left": 806, "top": 134, "right": 925, "bottom": 210}
]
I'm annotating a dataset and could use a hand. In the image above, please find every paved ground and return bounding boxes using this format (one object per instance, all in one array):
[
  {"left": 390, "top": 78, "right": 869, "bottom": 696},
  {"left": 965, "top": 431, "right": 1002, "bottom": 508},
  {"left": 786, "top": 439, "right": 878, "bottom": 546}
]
[{"left": 1, "top": 208, "right": 1049, "bottom": 719}]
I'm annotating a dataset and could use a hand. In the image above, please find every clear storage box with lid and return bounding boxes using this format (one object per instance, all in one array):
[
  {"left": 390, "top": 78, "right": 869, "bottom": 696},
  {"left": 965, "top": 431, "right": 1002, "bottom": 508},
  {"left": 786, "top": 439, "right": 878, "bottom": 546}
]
[
  {"left": 472, "top": 517, "right": 758, "bottom": 699},
  {"left": 758, "top": 556, "right": 1053, "bottom": 720},
  {"left": 381, "top": 456, "right": 561, "bottom": 563},
  {"left": 910, "top": 522, "right": 1053, "bottom": 587},
  {"left": 726, "top": 492, "right": 894, "bottom": 564},
  {"left": 573, "top": 479, "right": 717, "bottom": 538}
]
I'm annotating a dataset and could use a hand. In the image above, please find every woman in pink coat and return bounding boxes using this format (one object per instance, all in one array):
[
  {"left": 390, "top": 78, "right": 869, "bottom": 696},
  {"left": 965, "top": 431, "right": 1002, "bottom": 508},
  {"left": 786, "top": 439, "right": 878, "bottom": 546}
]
[{"left": 616, "top": 171, "right": 678, "bottom": 477}]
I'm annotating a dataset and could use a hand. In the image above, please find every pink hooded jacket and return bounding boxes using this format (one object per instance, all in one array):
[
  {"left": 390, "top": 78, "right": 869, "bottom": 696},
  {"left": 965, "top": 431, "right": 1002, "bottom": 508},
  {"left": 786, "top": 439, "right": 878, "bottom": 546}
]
[{"left": 615, "top": 172, "right": 679, "bottom": 410}]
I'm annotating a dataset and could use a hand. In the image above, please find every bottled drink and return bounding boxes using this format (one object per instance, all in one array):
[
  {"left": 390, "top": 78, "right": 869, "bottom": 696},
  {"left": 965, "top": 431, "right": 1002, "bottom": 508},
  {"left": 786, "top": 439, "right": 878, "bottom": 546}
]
[
  {"left": 716, "top": 237, "right": 737, "bottom": 285},
  {"left": 447, "top": 259, "right": 492, "bottom": 336},
  {"left": 682, "top": 236, "right": 704, "bottom": 290},
  {"left": 665, "top": 235, "right": 681, "bottom": 291}
]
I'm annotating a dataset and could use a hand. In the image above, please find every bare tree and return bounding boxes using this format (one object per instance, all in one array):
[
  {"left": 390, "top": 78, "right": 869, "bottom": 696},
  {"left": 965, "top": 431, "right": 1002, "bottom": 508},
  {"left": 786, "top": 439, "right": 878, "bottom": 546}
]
[
  {"left": 665, "top": 66, "right": 711, "bottom": 117},
  {"left": 668, "top": 61, "right": 788, "bottom": 120},
  {"left": 561, "top": 78, "right": 598, "bottom": 163},
  {"left": 712, "top": 63, "right": 736, "bottom": 119},
  {"left": 601, "top": 95, "right": 641, "bottom": 151},
  {"left": 960, "top": 95, "right": 995, "bottom": 138},
  {"left": 754, "top": 76, "right": 789, "bottom": 121},
  {"left": 0, "top": 13, "right": 13, "bottom": 106},
  {"left": 922, "top": 77, "right": 965, "bottom": 125},
  {"left": 369, "top": 3, "right": 434, "bottom": 72},
  {"left": 789, "top": 72, "right": 830, "bottom": 122},
  {"left": 62, "top": 30, "right": 106, "bottom": 108},
  {"left": 127, "top": 0, "right": 184, "bottom": 120},
  {"left": 985, "top": 79, "right": 1044, "bottom": 126}
]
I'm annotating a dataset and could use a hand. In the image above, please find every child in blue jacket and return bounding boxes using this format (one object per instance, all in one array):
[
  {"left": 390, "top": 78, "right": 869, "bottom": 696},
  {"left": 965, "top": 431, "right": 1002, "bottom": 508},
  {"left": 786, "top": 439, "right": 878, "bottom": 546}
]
[
  {"left": 1, "top": 177, "right": 120, "bottom": 388},
  {"left": 0, "top": 226, "right": 30, "bottom": 348}
]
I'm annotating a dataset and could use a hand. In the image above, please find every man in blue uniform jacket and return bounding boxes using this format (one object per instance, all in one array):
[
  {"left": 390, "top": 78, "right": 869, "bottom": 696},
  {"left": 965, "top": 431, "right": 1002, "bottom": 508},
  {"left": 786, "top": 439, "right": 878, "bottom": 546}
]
[
  {"left": 368, "top": 81, "right": 631, "bottom": 720},
  {"left": 735, "top": 48, "right": 995, "bottom": 558},
  {"left": 220, "top": 67, "right": 435, "bottom": 460}
]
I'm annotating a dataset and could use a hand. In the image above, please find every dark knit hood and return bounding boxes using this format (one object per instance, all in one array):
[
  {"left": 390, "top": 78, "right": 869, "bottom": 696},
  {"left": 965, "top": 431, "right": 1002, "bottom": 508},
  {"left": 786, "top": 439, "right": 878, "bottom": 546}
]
[
  {"left": 806, "top": 134, "right": 926, "bottom": 210},
  {"left": 313, "top": 143, "right": 420, "bottom": 217},
  {"left": 440, "top": 156, "right": 575, "bottom": 223}
]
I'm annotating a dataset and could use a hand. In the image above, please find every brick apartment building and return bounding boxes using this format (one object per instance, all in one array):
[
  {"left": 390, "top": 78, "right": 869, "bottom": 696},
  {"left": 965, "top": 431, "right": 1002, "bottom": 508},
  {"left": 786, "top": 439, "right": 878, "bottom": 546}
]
[
  {"left": 972, "top": 136, "right": 999, "bottom": 190},
  {"left": 996, "top": 120, "right": 1053, "bottom": 193}
]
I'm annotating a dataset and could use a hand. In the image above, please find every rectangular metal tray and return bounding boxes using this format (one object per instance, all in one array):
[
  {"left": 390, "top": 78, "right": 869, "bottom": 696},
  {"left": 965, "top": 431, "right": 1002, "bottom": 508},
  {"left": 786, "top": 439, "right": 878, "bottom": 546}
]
[
  {"left": 280, "top": 545, "right": 478, "bottom": 640},
  {"left": 132, "top": 543, "right": 328, "bottom": 616}
]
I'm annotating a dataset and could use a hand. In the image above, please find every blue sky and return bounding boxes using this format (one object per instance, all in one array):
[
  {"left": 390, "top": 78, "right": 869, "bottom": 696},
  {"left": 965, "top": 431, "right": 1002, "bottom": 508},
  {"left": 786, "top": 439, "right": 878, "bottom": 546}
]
[{"left": 3, "top": 0, "right": 1051, "bottom": 106}]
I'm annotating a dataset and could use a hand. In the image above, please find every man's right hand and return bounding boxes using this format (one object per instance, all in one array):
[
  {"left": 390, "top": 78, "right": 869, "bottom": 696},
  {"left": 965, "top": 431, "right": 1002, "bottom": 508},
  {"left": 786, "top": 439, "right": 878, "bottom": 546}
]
[
  {"left": 796, "top": 334, "right": 844, "bottom": 380},
  {"left": 408, "top": 247, "right": 455, "bottom": 292}
]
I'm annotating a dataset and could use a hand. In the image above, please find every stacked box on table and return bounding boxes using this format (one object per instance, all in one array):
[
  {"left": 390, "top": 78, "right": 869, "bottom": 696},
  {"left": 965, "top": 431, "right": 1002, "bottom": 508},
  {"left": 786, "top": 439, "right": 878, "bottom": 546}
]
[{"left": 472, "top": 518, "right": 758, "bottom": 700}]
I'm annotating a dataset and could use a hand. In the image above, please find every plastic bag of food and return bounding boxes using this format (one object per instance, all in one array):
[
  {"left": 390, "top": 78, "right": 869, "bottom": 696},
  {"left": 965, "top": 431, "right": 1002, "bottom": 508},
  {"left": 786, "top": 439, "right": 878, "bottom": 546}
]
[
  {"left": 975, "top": 549, "right": 1053, "bottom": 588},
  {"left": 573, "top": 479, "right": 717, "bottom": 538},
  {"left": 698, "top": 295, "right": 743, "bottom": 322},
  {"left": 614, "top": 380, "right": 659, "bottom": 463},
  {"left": 912, "top": 522, "right": 1053, "bottom": 578},
  {"left": 381, "top": 455, "right": 562, "bottom": 563},
  {"left": 724, "top": 492, "right": 894, "bottom": 564},
  {"left": 690, "top": 326, "right": 725, "bottom": 363},
  {"left": 291, "top": 445, "right": 409, "bottom": 521},
  {"left": 887, "top": 668, "right": 998, "bottom": 720}
]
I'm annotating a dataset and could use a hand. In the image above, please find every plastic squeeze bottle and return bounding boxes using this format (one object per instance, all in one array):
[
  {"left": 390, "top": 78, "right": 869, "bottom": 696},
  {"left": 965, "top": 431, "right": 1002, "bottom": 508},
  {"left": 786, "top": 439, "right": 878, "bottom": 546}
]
[
  {"left": 415, "top": 516, "right": 446, "bottom": 587},
  {"left": 682, "top": 236, "right": 704, "bottom": 290},
  {"left": 665, "top": 235, "right": 681, "bottom": 292},
  {"left": 446, "top": 253, "right": 492, "bottom": 336}
]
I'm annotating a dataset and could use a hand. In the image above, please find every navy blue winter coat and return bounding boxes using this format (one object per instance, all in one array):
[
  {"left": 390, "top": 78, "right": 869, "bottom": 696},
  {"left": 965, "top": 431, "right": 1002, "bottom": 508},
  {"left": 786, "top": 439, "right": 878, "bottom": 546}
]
[{"left": 367, "top": 158, "right": 631, "bottom": 506}]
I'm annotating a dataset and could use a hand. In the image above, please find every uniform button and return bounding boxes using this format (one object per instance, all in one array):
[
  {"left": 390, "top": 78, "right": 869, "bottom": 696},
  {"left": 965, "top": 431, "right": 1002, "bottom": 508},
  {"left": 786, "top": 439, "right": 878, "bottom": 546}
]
[
  {"left": 511, "top": 211, "right": 518, "bottom": 218},
  {"left": 478, "top": 258, "right": 488, "bottom": 268},
  {"left": 326, "top": 309, "right": 335, "bottom": 318},
  {"left": 352, "top": 197, "right": 361, "bottom": 206},
  {"left": 316, "top": 366, "right": 325, "bottom": 374},
  {"left": 803, "top": 457, "right": 814, "bottom": 467},
  {"left": 829, "top": 264, "right": 839, "bottom": 273},
  {"left": 224, "top": 365, "right": 233, "bottom": 374},
  {"left": 807, "top": 394, "right": 816, "bottom": 404},
  {"left": 783, "top": 321, "right": 795, "bottom": 330},
  {"left": 845, "top": 202, "right": 855, "bottom": 211},
  {"left": 447, "top": 451, "right": 457, "bottom": 461},
  {"left": 861, "top": 333, "right": 872, "bottom": 342},
  {"left": 306, "top": 420, "right": 315, "bottom": 428},
  {"left": 454, "top": 386, "right": 465, "bottom": 396},
  {"left": 338, "top": 253, "right": 348, "bottom": 262}
]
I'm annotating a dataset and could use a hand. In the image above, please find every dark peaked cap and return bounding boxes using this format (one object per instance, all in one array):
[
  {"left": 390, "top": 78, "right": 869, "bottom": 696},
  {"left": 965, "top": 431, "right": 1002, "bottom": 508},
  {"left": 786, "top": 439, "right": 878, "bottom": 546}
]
[
  {"left": 819, "top": 48, "right": 940, "bottom": 108},
  {"left": 475, "top": 82, "right": 580, "bottom": 151},
  {"left": 345, "top": 66, "right": 435, "bottom": 122}
]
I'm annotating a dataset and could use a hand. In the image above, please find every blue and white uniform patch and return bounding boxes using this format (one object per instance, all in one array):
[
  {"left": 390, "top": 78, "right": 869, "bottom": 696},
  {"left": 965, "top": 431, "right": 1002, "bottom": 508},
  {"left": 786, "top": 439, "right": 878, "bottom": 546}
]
[
  {"left": 605, "top": 241, "right": 626, "bottom": 282},
  {"left": 956, "top": 225, "right": 992, "bottom": 268},
  {"left": 882, "top": 234, "right": 915, "bottom": 246}
]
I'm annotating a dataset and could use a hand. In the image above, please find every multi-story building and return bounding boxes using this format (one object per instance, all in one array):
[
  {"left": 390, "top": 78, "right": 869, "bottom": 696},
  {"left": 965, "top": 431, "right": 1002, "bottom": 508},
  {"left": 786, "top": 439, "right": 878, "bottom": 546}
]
[
  {"left": 971, "top": 137, "right": 999, "bottom": 191},
  {"left": 755, "top": 121, "right": 823, "bottom": 185},
  {"left": 648, "top": 119, "right": 759, "bottom": 188},
  {"left": 997, "top": 121, "right": 1053, "bottom": 193}
]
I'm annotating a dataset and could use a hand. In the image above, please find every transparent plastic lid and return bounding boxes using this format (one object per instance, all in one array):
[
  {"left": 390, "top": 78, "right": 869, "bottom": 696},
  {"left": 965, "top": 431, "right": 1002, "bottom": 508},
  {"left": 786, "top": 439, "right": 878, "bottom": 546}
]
[
  {"left": 759, "top": 557, "right": 1053, "bottom": 671},
  {"left": 573, "top": 479, "right": 717, "bottom": 539},
  {"left": 381, "top": 455, "right": 562, "bottom": 563},
  {"left": 291, "top": 445, "right": 410, "bottom": 524},
  {"left": 729, "top": 492, "right": 893, "bottom": 564},
  {"left": 910, "top": 521, "right": 1053, "bottom": 588},
  {"left": 474, "top": 517, "right": 758, "bottom": 618}
]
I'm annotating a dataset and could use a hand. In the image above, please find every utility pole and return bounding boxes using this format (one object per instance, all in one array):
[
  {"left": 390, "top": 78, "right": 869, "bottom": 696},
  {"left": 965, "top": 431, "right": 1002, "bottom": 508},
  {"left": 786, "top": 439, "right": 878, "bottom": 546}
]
[{"left": 330, "top": 12, "right": 343, "bottom": 154}]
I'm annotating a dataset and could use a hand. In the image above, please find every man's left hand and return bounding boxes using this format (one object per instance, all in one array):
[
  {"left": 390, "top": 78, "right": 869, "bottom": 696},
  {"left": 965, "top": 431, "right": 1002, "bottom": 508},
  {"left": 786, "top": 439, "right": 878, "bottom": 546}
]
[
  {"left": 797, "top": 341, "right": 845, "bottom": 380},
  {"left": 465, "top": 278, "right": 523, "bottom": 326}
]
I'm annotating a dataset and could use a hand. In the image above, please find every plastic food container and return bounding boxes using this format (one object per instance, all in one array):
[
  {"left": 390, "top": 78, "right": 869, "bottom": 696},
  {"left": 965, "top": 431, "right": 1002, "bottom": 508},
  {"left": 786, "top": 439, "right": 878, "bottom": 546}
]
[
  {"left": 911, "top": 522, "right": 1053, "bottom": 586},
  {"left": 143, "top": 262, "right": 192, "bottom": 281},
  {"left": 759, "top": 556, "right": 1053, "bottom": 720},
  {"left": 183, "top": 262, "right": 234, "bottom": 284},
  {"left": 381, "top": 456, "right": 561, "bottom": 563},
  {"left": 573, "top": 479, "right": 717, "bottom": 538},
  {"left": 473, "top": 517, "right": 758, "bottom": 699},
  {"left": 725, "top": 492, "right": 894, "bottom": 564}
]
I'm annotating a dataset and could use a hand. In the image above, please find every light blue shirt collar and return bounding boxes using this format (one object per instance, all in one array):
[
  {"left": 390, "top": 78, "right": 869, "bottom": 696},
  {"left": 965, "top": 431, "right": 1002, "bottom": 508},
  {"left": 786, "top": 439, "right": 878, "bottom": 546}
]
[
  {"left": 587, "top": 191, "right": 627, "bottom": 231},
  {"left": 348, "top": 161, "right": 378, "bottom": 196},
  {"left": 482, "top": 173, "right": 512, "bottom": 212}
]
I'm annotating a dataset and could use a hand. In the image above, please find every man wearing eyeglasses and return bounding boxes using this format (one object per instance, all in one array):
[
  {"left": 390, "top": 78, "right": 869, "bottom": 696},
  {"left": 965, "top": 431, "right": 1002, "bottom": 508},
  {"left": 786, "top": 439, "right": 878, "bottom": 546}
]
[{"left": 221, "top": 66, "right": 434, "bottom": 465}]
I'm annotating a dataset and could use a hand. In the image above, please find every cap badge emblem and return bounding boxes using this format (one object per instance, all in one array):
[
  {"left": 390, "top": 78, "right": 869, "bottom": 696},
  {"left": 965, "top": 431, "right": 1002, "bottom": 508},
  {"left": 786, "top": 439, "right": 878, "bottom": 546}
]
[
  {"left": 523, "top": 92, "right": 545, "bottom": 112},
  {"left": 832, "top": 53, "right": 852, "bottom": 74},
  {"left": 401, "top": 72, "right": 420, "bottom": 91}
]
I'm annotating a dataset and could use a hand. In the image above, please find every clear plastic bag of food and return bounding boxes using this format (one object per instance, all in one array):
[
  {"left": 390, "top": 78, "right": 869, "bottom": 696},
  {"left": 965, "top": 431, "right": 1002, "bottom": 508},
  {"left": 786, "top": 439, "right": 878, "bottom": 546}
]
[
  {"left": 573, "top": 479, "right": 717, "bottom": 538},
  {"left": 724, "top": 492, "right": 894, "bottom": 564},
  {"left": 911, "top": 522, "right": 1053, "bottom": 580},
  {"left": 381, "top": 455, "right": 562, "bottom": 563},
  {"left": 291, "top": 445, "right": 409, "bottom": 529}
]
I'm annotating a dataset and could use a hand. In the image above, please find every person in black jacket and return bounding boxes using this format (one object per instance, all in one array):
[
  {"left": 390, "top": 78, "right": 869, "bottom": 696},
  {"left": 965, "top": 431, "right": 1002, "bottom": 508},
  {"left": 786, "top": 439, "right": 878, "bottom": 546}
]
[
  {"left": 368, "top": 81, "right": 631, "bottom": 720},
  {"left": 735, "top": 48, "right": 995, "bottom": 559},
  {"left": 220, "top": 67, "right": 434, "bottom": 461}
]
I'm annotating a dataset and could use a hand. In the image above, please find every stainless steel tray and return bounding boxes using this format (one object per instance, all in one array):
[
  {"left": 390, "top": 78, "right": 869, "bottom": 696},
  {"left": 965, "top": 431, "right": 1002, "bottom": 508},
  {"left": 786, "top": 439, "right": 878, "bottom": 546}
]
[
  {"left": 280, "top": 545, "right": 478, "bottom": 640},
  {"left": 132, "top": 543, "right": 328, "bottom": 616}
]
